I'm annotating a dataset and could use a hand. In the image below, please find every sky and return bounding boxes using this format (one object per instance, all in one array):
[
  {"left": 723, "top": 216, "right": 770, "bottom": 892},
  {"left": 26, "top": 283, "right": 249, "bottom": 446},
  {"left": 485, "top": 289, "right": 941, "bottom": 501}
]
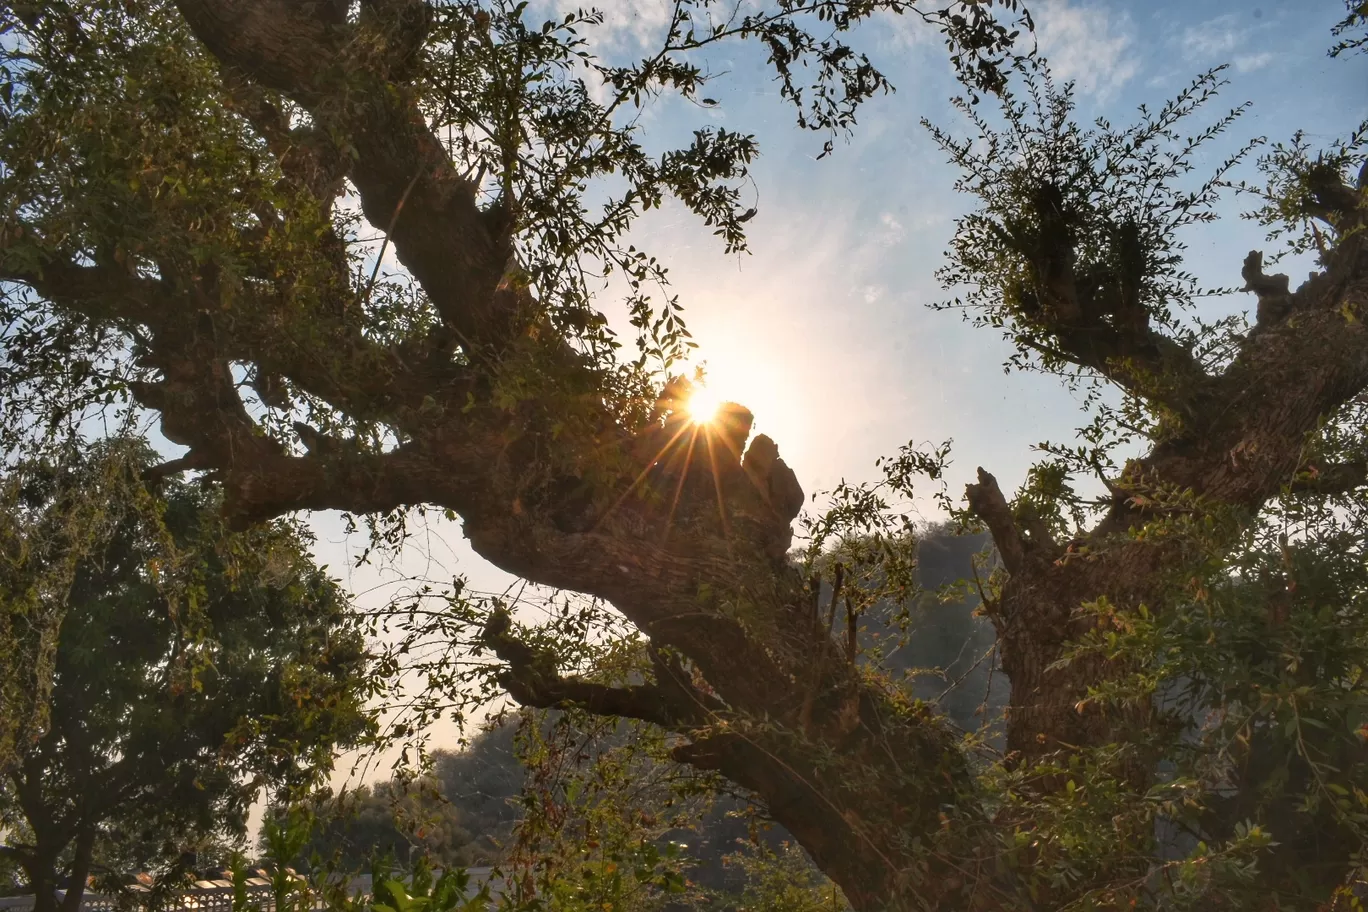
[{"left": 307, "top": 0, "right": 1368, "bottom": 766}]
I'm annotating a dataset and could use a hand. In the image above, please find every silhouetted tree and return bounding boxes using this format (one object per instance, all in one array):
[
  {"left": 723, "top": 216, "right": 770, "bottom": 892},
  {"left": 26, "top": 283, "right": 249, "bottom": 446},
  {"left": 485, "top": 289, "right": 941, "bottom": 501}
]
[{"left": 0, "top": 444, "right": 373, "bottom": 912}]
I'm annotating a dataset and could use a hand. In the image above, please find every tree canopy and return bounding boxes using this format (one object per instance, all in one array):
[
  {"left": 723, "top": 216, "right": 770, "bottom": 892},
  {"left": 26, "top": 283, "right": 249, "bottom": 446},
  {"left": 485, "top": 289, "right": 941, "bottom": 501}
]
[
  {"left": 2, "top": 0, "right": 1368, "bottom": 909},
  {"left": 0, "top": 443, "right": 374, "bottom": 912}
]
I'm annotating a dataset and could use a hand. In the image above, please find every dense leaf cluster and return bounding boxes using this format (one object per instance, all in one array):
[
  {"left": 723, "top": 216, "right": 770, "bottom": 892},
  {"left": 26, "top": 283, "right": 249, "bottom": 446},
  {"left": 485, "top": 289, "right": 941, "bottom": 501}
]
[{"left": 0, "top": 442, "right": 374, "bottom": 910}]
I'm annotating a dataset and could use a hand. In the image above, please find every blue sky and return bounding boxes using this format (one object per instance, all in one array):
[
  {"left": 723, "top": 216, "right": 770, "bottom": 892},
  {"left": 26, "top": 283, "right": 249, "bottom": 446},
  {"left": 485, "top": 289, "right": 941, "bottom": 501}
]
[{"left": 610, "top": 0, "right": 1368, "bottom": 494}]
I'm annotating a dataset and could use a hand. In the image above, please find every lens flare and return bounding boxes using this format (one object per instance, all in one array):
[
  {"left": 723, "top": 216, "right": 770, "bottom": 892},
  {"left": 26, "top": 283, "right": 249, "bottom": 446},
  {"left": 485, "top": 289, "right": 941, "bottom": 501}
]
[{"left": 687, "top": 386, "right": 723, "bottom": 424}]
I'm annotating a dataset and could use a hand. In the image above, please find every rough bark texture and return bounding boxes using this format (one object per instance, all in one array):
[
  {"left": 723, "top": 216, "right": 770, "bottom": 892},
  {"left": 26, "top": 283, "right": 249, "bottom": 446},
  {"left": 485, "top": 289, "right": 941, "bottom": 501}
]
[
  {"left": 56, "top": 828, "right": 96, "bottom": 912},
  {"left": 979, "top": 233, "right": 1368, "bottom": 772},
  {"left": 12, "top": 752, "right": 65, "bottom": 912},
  {"left": 5, "top": 2, "right": 1367, "bottom": 909}
]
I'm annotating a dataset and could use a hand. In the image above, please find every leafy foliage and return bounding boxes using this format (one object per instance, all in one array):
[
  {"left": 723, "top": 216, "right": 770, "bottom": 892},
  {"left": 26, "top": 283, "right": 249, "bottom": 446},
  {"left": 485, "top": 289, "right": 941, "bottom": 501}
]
[
  {"left": 929, "top": 61, "right": 1259, "bottom": 475},
  {"left": 1332, "top": 0, "right": 1368, "bottom": 57},
  {"left": 912, "top": 50, "right": 1368, "bottom": 909},
  {"left": 0, "top": 441, "right": 374, "bottom": 909}
]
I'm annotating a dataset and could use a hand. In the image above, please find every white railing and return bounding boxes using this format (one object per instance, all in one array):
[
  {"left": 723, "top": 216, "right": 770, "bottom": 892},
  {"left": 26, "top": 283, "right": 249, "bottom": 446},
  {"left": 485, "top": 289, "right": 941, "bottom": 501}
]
[
  {"left": 0, "top": 870, "right": 500, "bottom": 912},
  {"left": 1, "top": 879, "right": 291, "bottom": 912}
]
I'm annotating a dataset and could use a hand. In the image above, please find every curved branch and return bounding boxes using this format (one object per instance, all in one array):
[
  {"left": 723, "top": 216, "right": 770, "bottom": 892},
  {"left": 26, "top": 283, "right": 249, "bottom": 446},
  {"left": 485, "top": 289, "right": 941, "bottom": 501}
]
[
  {"left": 176, "top": 0, "right": 520, "bottom": 348},
  {"left": 479, "top": 608, "right": 694, "bottom": 730},
  {"left": 1287, "top": 458, "right": 1368, "bottom": 496},
  {"left": 0, "top": 258, "right": 164, "bottom": 325}
]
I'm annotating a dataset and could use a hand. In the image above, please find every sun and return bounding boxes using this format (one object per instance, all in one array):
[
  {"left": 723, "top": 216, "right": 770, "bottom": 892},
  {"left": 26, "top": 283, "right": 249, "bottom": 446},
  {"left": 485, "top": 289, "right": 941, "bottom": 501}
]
[{"left": 687, "top": 385, "right": 724, "bottom": 425}]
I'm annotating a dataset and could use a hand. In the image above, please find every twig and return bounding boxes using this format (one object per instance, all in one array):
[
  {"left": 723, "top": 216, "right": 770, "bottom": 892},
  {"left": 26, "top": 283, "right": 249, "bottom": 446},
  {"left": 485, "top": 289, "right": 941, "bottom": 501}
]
[{"left": 358, "top": 167, "right": 425, "bottom": 311}]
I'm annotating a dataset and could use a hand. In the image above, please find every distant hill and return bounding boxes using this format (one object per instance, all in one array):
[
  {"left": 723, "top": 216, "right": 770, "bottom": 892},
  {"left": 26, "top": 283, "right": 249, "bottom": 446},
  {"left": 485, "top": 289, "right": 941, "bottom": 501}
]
[{"left": 865, "top": 530, "right": 1007, "bottom": 739}]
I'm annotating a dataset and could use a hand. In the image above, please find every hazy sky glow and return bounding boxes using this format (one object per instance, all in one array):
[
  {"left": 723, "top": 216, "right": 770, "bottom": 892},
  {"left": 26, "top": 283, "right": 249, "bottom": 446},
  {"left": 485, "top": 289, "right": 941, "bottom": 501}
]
[
  {"left": 303, "top": 0, "right": 1368, "bottom": 766},
  {"left": 324, "top": 0, "right": 1366, "bottom": 574}
]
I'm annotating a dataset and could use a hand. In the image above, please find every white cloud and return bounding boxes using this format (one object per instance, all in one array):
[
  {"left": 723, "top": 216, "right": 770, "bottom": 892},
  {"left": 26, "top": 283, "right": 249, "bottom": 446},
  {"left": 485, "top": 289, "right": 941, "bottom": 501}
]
[
  {"left": 874, "top": 211, "right": 906, "bottom": 247},
  {"left": 880, "top": 8, "right": 942, "bottom": 51},
  {"left": 1176, "top": 12, "right": 1279, "bottom": 73},
  {"left": 1234, "top": 51, "right": 1278, "bottom": 73},
  {"left": 1179, "top": 13, "right": 1243, "bottom": 58},
  {"left": 539, "top": 0, "right": 676, "bottom": 52},
  {"left": 1032, "top": 0, "right": 1139, "bottom": 103}
]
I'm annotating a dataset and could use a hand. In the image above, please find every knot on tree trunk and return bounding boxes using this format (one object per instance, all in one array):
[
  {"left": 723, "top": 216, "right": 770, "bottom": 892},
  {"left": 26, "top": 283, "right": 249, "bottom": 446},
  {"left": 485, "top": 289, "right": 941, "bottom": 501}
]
[
  {"left": 965, "top": 467, "right": 1052, "bottom": 576},
  {"left": 1242, "top": 250, "right": 1293, "bottom": 328},
  {"left": 742, "top": 432, "right": 805, "bottom": 523},
  {"left": 615, "top": 393, "right": 802, "bottom": 558}
]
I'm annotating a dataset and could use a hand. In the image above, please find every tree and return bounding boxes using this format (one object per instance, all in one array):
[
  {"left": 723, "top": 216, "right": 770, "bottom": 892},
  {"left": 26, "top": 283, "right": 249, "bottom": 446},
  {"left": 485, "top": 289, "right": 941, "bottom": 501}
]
[
  {"left": 0, "top": 443, "right": 374, "bottom": 912},
  {"left": 432, "top": 724, "right": 524, "bottom": 865},
  {"left": 266, "top": 779, "right": 475, "bottom": 874},
  {"left": 1332, "top": 0, "right": 1368, "bottom": 57},
  {"left": 2, "top": 0, "right": 1367, "bottom": 908}
]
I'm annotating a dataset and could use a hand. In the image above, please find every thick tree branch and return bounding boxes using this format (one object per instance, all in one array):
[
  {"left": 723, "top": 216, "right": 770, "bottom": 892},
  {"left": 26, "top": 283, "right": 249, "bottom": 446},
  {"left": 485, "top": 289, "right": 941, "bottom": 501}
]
[
  {"left": 1176, "top": 237, "right": 1368, "bottom": 507},
  {"left": 1287, "top": 458, "right": 1368, "bottom": 496},
  {"left": 0, "top": 258, "right": 163, "bottom": 325},
  {"left": 1002, "top": 186, "right": 1214, "bottom": 414},
  {"left": 218, "top": 68, "right": 347, "bottom": 207},
  {"left": 200, "top": 434, "right": 486, "bottom": 528},
  {"left": 5, "top": 244, "right": 472, "bottom": 434},
  {"left": 176, "top": 0, "right": 520, "bottom": 349},
  {"left": 997, "top": 232, "right": 1368, "bottom": 769},
  {"left": 479, "top": 607, "right": 694, "bottom": 730},
  {"left": 1242, "top": 250, "right": 1293, "bottom": 329},
  {"left": 965, "top": 467, "right": 1028, "bottom": 577}
]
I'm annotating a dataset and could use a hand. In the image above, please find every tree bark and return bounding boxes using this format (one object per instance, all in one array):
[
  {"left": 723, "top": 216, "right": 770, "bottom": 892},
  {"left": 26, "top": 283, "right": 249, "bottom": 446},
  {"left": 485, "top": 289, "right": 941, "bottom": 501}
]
[
  {"left": 977, "top": 237, "right": 1368, "bottom": 772},
  {"left": 12, "top": 755, "right": 70, "bottom": 912},
  {"left": 57, "top": 827, "right": 97, "bottom": 912},
  {"left": 26, "top": 848, "right": 60, "bottom": 912}
]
